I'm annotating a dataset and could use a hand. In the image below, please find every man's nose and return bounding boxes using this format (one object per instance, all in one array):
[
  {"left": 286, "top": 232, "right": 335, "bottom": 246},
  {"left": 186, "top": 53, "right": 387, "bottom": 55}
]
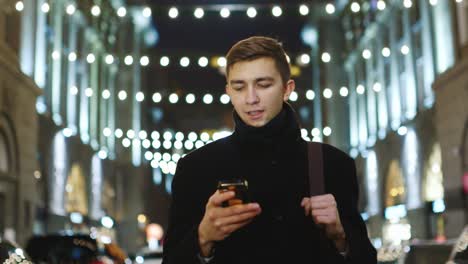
[{"left": 246, "top": 87, "right": 259, "bottom": 104}]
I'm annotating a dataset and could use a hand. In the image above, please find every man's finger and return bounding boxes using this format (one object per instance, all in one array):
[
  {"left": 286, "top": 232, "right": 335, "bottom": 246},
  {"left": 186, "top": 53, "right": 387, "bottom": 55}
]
[
  {"left": 215, "top": 209, "right": 260, "bottom": 227},
  {"left": 216, "top": 203, "right": 261, "bottom": 218},
  {"left": 309, "top": 194, "right": 335, "bottom": 204},
  {"left": 311, "top": 208, "right": 336, "bottom": 220},
  {"left": 209, "top": 190, "right": 236, "bottom": 207},
  {"left": 219, "top": 220, "right": 253, "bottom": 236},
  {"left": 309, "top": 197, "right": 336, "bottom": 210},
  {"left": 301, "top": 197, "right": 311, "bottom": 216},
  {"left": 314, "top": 215, "right": 335, "bottom": 225}
]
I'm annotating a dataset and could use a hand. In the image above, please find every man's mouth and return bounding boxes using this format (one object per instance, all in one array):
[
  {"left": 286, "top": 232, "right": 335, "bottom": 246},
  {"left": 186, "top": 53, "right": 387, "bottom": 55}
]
[{"left": 246, "top": 110, "right": 264, "bottom": 119}]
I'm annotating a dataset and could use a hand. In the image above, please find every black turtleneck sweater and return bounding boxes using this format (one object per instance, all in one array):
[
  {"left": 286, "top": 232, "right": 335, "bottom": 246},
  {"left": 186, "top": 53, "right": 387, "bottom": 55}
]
[{"left": 163, "top": 104, "right": 377, "bottom": 264}]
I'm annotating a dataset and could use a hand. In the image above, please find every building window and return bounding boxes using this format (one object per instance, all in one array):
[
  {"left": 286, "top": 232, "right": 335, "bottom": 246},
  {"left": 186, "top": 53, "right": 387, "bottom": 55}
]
[
  {"left": 0, "top": 193, "right": 5, "bottom": 237},
  {"left": 0, "top": 133, "right": 9, "bottom": 174},
  {"left": 0, "top": 9, "right": 5, "bottom": 43},
  {"left": 458, "top": 0, "right": 468, "bottom": 47},
  {"left": 5, "top": 7, "right": 22, "bottom": 55}
]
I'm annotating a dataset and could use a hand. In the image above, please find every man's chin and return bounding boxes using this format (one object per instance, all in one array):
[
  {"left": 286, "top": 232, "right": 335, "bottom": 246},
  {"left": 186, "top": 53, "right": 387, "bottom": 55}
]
[{"left": 245, "top": 120, "right": 266, "bottom": 128}]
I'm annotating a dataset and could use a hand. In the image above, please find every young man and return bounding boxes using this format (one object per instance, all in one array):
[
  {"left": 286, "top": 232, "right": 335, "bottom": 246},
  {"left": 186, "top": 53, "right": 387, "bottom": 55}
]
[{"left": 162, "top": 36, "right": 377, "bottom": 264}]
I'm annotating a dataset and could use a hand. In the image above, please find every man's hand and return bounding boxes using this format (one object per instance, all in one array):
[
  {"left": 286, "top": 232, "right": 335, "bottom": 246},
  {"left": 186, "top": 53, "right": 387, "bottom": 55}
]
[
  {"left": 301, "top": 194, "right": 347, "bottom": 251},
  {"left": 198, "top": 190, "right": 262, "bottom": 257}
]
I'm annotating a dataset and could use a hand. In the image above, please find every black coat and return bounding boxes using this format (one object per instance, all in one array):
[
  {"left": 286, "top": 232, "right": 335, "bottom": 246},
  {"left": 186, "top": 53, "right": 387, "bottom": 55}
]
[{"left": 163, "top": 106, "right": 377, "bottom": 264}]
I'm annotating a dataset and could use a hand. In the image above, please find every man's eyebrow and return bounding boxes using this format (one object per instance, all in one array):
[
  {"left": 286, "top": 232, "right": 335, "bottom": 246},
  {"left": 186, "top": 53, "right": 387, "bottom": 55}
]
[
  {"left": 255, "top": 77, "right": 274, "bottom": 82},
  {"left": 229, "top": 80, "right": 245, "bottom": 85},
  {"left": 229, "top": 77, "right": 275, "bottom": 85}
]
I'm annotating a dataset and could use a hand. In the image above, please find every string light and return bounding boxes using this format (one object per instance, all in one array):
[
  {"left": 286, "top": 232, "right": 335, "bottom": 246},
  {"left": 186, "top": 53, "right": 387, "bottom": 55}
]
[
  {"left": 102, "top": 89, "right": 111, "bottom": 99},
  {"left": 220, "top": 7, "right": 230, "bottom": 18},
  {"left": 351, "top": 2, "right": 361, "bottom": 13},
  {"left": 217, "top": 57, "right": 227, "bottom": 67},
  {"left": 362, "top": 49, "right": 372, "bottom": 60},
  {"left": 373, "top": 82, "right": 382, "bottom": 92},
  {"left": 136, "top": 91, "right": 145, "bottom": 102},
  {"left": 289, "top": 91, "right": 298, "bottom": 101},
  {"left": 184, "top": 140, "right": 194, "bottom": 150},
  {"left": 377, "top": 0, "right": 386, "bottom": 10},
  {"left": 203, "top": 94, "right": 213, "bottom": 104},
  {"left": 163, "top": 131, "right": 173, "bottom": 141},
  {"left": 115, "top": 129, "right": 123, "bottom": 138},
  {"left": 339, "top": 87, "right": 349, "bottom": 97},
  {"left": 323, "top": 88, "right": 333, "bottom": 99},
  {"left": 382, "top": 47, "right": 391, "bottom": 57},
  {"left": 70, "top": 86, "right": 79, "bottom": 95},
  {"left": 247, "top": 7, "right": 257, "bottom": 18},
  {"left": 323, "top": 127, "right": 332, "bottom": 136},
  {"left": 142, "top": 7, "right": 152, "bottom": 18},
  {"left": 306, "top": 90, "right": 315, "bottom": 100},
  {"left": 429, "top": 0, "right": 438, "bottom": 5},
  {"left": 88, "top": 89, "right": 349, "bottom": 105},
  {"left": 185, "top": 93, "right": 196, "bottom": 104},
  {"left": 169, "top": 93, "right": 179, "bottom": 104},
  {"left": 321, "top": 52, "right": 331, "bottom": 63},
  {"left": 124, "top": 55, "right": 134, "bottom": 65},
  {"left": 401, "top": 45, "right": 410, "bottom": 55},
  {"left": 140, "top": 56, "right": 150, "bottom": 66},
  {"left": 15, "top": 1, "right": 24, "bottom": 11},
  {"left": 103, "top": 128, "right": 112, "bottom": 137},
  {"left": 180, "top": 57, "right": 190, "bottom": 67},
  {"left": 200, "top": 132, "right": 210, "bottom": 142},
  {"left": 299, "top": 53, "right": 310, "bottom": 65},
  {"left": 87, "top": 54, "right": 96, "bottom": 64},
  {"left": 139, "top": 131, "right": 148, "bottom": 140},
  {"left": 160, "top": 56, "right": 170, "bottom": 67},
  {"left": 325, "top": 4, "right": 335, "bottom": 15},
  {"left": 311, "top": 128, "right": 321, "bottom": 137},
  {"left": 198, "top": 57, "right": 209, "bottom": 67},
  {"left": 41, "top": 3, "right": 50, "bottom": 13},
  {"left": 169, "top": 7, "right": 179, "bottom": 18},
  {"left": 127, "top": 130, "right": 135, "bottom": 139},
  {"left": 403, "top": 0, "right": 413, "bottom": 8},
  {"left": 91, "top": 5, "right": 101, "bottom": 16},
  {"left": 66, "top": 4, "right": 76, "bottom": 15},
  {"left": 356, "top": 84, "right": 365, "bottom": 94},
  {"left": 52, "top": 51, "right": 60, "bottom": 60},
  {"left": 220, "top": 94, "right": 230, "bottom": 104},
  {"left": 117, "top": 7, "right": 127, "bottom": 17},
  {"left": 194, "top": 7, "right": 204, "bottom": 19},
  {"left": 153, "top": 93, "right": 162, "bottom": 103},
  {"left": 122, "top": 138, "right": 131, "bottom": 148},
  {"left": 85, "top": 88, "right": 93, "bottom": 97},
  {"left": 272, "top": 6, "right": 282, "bottom": 17},
  {"left": 105, "top": 55, "right": 114, "bottom": 65},
  {"left": 299, "top": 5, "right": 310, "bottom": 16},
  {"left": 175, "top": 132, "right": 184, "bottom": 141},
  {"left": 68, "top": 52, "right": 77, "bottom": 62},
  {"left": 118, "top": 90, "right": 128, "bottom": 101}
]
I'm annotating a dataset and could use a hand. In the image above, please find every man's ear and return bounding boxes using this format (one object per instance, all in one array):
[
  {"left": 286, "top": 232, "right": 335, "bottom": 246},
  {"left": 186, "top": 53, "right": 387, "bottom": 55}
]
[{"left": 283, "top": 80, "right": 295, "bottom": 101}]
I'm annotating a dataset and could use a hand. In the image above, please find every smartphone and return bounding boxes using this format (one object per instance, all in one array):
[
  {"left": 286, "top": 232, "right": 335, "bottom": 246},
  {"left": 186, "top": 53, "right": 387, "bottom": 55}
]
[{"left": 217, "top": 179, "right": 249, "bottom": 207}]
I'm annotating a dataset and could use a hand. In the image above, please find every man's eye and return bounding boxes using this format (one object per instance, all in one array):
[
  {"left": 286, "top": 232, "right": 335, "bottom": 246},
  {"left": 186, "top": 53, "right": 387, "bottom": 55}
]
[
  {"left": 232, "top": 86, "right": 243, "bottom": 91},
  {"left": 258, "top": 83, "right": 272, "bottom": 88}
]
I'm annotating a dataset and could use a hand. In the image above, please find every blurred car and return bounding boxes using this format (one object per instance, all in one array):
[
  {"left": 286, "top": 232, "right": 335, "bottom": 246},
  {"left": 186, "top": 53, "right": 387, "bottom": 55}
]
[
  {"left": 25, "top": 233, "right": 129, "bottom": 264},
  {"left": 133, "top": 248, "right": 163, "bottom": 264},
  {"left": 0, "top": 240, "right": 33, "bottom": 264},
  {"left": 26, "top": 233, "right": 99, "bottom": 264}
]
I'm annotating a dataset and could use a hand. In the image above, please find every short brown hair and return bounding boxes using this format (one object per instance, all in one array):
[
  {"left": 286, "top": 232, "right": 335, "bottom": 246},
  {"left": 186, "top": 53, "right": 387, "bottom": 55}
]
[{"left": 226, "top": 36, "right": 291, "bottom": 84}]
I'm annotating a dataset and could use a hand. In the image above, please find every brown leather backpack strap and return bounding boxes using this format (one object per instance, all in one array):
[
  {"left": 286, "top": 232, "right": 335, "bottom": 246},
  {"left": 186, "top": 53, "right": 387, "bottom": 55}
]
[{"left": 307, "top": 142, "right": 325, "bottom": 196}]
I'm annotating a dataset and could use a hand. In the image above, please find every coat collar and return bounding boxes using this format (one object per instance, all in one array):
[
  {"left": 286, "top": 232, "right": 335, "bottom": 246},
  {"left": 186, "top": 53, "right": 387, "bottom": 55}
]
[{"left": 232, "top": 103, "right": 302, "bottom": 149}]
